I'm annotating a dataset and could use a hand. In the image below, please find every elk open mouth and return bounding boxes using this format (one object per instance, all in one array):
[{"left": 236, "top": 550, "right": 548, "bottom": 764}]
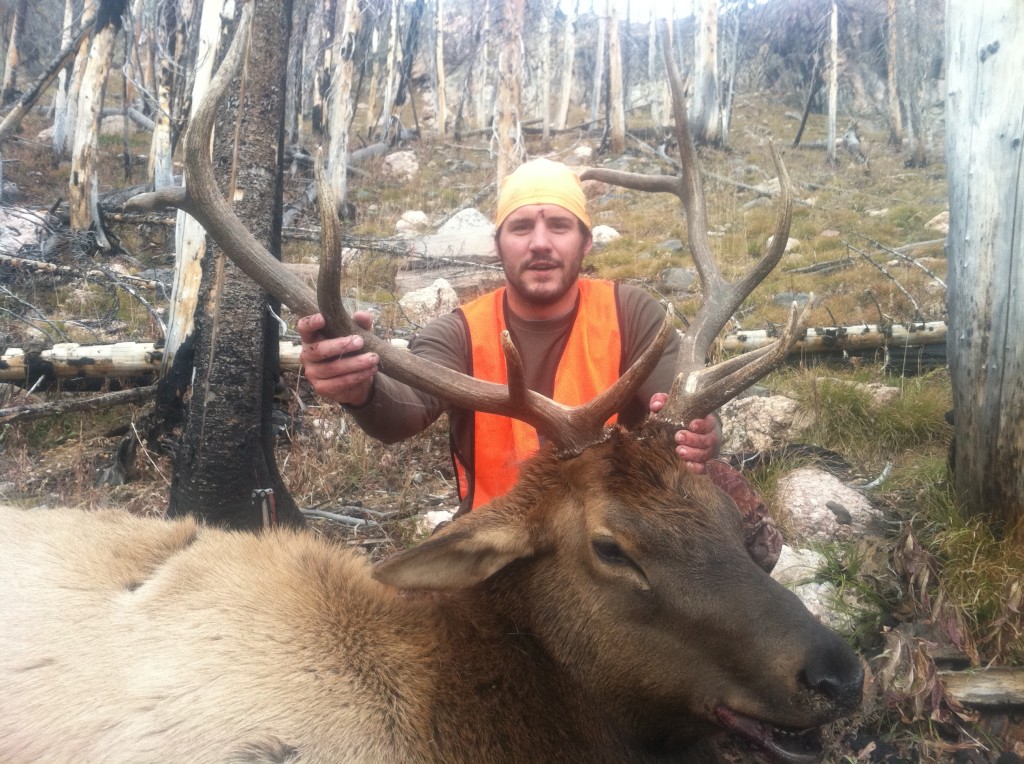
[{"left": 714, "top": 706, "right": 825, "bottom": 763}]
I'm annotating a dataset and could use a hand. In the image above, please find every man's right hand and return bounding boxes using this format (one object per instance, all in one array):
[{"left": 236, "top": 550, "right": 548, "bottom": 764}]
[{"left": 297, "top": 311, "right": 379, "bottom": 406}]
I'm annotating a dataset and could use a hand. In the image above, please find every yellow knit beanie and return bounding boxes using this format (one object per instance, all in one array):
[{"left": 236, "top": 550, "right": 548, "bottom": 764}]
[{"left": 494, "top": 159, "right": 591, "bottom": 230}]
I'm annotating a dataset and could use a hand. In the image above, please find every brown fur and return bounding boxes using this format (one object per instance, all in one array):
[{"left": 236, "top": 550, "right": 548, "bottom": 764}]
[{"left": 0, "top": 427, "right": 862, "bottom": 763}]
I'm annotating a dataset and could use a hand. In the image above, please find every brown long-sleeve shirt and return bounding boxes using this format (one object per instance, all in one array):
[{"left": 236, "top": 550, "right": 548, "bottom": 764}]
[{"left": 345, "top": 282, "right": 679, "bottom": 513}]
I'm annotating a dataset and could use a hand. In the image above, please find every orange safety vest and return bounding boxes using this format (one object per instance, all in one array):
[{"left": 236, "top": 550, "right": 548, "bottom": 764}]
[{"left": 454, "top": 279, "right": 622, "bottom": 509}]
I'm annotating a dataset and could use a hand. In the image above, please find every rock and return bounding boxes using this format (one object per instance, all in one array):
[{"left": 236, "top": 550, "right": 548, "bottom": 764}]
[
  {"left": 772, "top": 545, "right": 853, "bottom": 632},
  {"left": 591, "top": 225, "right": 620, "bottom": 245},
  {"left": 777, "top": 467, "right": 883, "bottom": 544},
  {"left": 656, "top": 239, "right": 685, "bottom": 253},
  {"left": 2, "top": 180, "right": 21, "bottom": 203},
  {"left": 0, "top": 207, "right": 43, "bottom": 252},
  {"left": 766, "top": 235, "right": 801, "bottom": 253},
  {"left": 398, "top": 278, "right": 459, "bottom": 326},
  {"left": 771, "top": 291, "right": 813, "bottom": 307},
  {"left": 822, "top": 378, "right": 901, "bottom": 407},
  {"left": 571, "top": 145, "right": 594, "bottom": 162},
  {"left": 396, "top": 210, "right": 429, "bottom": 236},
  {"left": 925, "top": 210, "right": 949, "bottom": 235},
  {"left": 416, "top": 509, "right": 454, "bottom": 535},
  {"left": 383, "top": 151, "right": 419, "bottom": 183},
  {"left": 658, "top": 267, "right": 696, "bottom": 293},
  {"left": 438, "top": 208, "right": 492, "bottom": 236},
  {"left": 719, "top": 393, "right": 814, "bottom": 454}
]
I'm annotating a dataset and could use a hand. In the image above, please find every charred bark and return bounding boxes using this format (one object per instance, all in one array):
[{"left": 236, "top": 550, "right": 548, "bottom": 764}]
[{"left": 168, "top": 0, "right": 302, "bottom": 530}]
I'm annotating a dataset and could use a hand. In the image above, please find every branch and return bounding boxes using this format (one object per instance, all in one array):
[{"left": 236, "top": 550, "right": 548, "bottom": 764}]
[{"left": 0, "top": 385, "right": 157, "bottom": 425}]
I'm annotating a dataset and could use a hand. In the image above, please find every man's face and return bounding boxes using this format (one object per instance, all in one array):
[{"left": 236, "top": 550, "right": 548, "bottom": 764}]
[{"left": 496, "top": 204, "right": 593, "bottom": 315}]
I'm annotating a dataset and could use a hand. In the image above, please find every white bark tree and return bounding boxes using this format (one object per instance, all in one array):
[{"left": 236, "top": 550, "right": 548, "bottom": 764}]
[
  {"left": 60, "top": 0, "right": 98, "bottom": 157},
  {"left": 69, "top": 0, "right": 126, "bottom": 251},
  {"left": 690, "top": 0, "right": 721, "bottom": 146},
  {"left": 826, "top": 1, "right": 838, "bottom": 166},
  {"left": 537, "top": 2, "right": 551, "bottom": 148},
  {"left": 945, "top": 0, "right": 1024, "bottom": 539},
  {"left": 1, "top": 0, "right": 28, "bottom": 103},
  {"left": 607, "top": 0, "right": 625, "bottom": 154},
  {"left": 165, "top": 0, "right": 229, "bottom": 374},
  {"left": 51, "top": 0, "right": 77, "bottom": 157},
  {"left": 432, "top": 0, "right": 447, "bottom": 138},
  {"left": 885, "top": 0, "right": 903, "bottom": 147},
  {"left": 589, "top": 7, "right": 605, "bottom": 124},
  {"left": 553, "top": 0, "right": 576, "bottom": 130},
  {"left": 494, "top": 0, "right": 524, "bottom": 183},
  {"left": 326, "top": 0, "right": 362, "bottom": 213}
]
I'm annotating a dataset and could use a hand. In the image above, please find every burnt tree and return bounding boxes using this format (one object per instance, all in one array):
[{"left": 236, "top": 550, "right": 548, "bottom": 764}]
[{"left": 166, "top": 0, "right": 302, "bottom": 529}]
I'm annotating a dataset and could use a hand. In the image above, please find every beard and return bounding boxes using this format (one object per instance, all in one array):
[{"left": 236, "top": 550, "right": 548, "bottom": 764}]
[{"left": 500, "top": 246, "right": 586, "bottom": 308}]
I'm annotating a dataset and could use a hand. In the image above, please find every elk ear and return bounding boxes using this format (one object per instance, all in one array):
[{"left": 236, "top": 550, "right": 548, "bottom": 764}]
[{"left": 372, "top": 514, "right": 535, "bottom": 591}]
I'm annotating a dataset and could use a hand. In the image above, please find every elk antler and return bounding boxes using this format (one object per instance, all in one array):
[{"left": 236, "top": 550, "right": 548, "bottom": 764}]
[
  {"left": 126, "top": 1, "right": 673, "bottom": 456},
  {"left": 580, "top": 20, "right": 810, "bottom": 428}
]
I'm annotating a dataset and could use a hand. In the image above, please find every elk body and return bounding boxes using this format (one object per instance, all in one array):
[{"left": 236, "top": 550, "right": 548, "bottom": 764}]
[
  {"left": 0, "top": 427, "right": 862, "bottom": 763},
  {"left": 0, "top": 7, "right": 863, "bottom": 762}
]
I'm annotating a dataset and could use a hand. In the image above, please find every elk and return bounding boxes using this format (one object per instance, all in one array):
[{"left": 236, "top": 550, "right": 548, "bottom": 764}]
[{"left": 0, "top": 7, "right": 863, "bottom": 763}]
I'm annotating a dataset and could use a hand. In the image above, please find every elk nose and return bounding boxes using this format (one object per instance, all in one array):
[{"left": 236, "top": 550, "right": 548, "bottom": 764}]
[{"left": 800, "top": 643, "right": 865, "bottom": 712}]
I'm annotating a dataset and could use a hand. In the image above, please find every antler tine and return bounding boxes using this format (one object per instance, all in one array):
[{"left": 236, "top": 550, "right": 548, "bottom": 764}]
[{"left": 662, "top": 298, "right": 812, "bottom": 424}]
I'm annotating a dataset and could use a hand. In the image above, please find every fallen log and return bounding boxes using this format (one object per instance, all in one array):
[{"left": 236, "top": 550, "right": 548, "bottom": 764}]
[
  {"left": 3, "top": 321, "right": 948, "bottom": 383},
  {"left": 939, "top": 668, "right": 1024, "bottom": 708},
  {"left": 0, "top": 341, "right": 303, "bottom": 382},
  {"left": 721, "top": 321, "right": 947, "bottom": 354},
  {"left": 0, "top": 384, "right": 158, "bottom": 425}
]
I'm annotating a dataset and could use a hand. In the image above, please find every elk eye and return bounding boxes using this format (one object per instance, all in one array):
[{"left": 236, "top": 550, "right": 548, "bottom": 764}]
[{"left": 592, "top": 538, "right": 629, "bottom": 566}]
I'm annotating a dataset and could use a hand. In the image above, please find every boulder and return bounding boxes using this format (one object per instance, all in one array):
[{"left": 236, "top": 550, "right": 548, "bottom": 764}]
[
  {"left": 777, "top": 467, "right": 883, "bottom": 544},
  {"left": 398, "top": 278, "right": 459, "bottom": 326}
]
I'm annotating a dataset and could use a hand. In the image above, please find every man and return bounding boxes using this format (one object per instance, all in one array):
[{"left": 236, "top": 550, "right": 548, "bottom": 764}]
[{"left": 299, "top": 158, "right": 720, "bottom": 516}]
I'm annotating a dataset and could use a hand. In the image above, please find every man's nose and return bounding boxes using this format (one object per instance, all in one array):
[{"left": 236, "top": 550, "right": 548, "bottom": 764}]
[{"left": 528, "top": 221, "right": 552, "bottom": 250}]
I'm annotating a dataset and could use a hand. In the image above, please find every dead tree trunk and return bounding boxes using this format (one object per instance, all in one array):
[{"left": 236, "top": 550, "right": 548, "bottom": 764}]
[
  {"left": 432, "top": 0, "right": 447, "bottom": 139},
  {"left": 1, "top": 0, "right": 28, "bottom": 104},
  {"left": 554, "top": 0, "right": 577, "bottom": 130},
  {"left": 168, "top": 0, "right": 302, "bottom": 530},
  {"left": 946, "top": 0, "right": 1024, "bottom": 539},
  {"left": 383, "top": 0, "right": 425, "bottom": 143},
  {"left": 826, "top": 1, "right": 838, "bottom": 166},
  {"left": 690, "top": 0, "right": 721, "bottom": 146},
  {"left": 589, "top": 8, "right": 605, "bottom": 125},
  {"left": 51, "top": 0, "right": 77, "bottom": 156},
  {"left": 885, "top": 0, "right": 903, "bottom": 147},
  {"left": 898, "top": 0, "right": 928, "bottom": 167},
  {"left": 285, "top": 0, "right": 311, "bottom": 144},
  {"left": 537, "top": 1, "right": 551, "bottom": 149},
  {"left": 607, "top": 0, "right": 625, "bottom": 155},
  {"left": 494, "top": 0, "right": 524, "bottom": 183},
  {"left": 69, "top": 0, "right": 125, "bottom": 252},
  {"left": 326, "top": 0, "right": 362, "bottom": 214},
  {"left": 165, "top": 0, "right": 228, "bottom": 376},
  {"left": 61, "top": 0, "right": 98, "bottom": 157}
]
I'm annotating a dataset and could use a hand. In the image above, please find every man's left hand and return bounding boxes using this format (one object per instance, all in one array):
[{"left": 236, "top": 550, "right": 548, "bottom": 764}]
[{"left": 648, "top": 394, "right": 721, "bottom": 474}]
